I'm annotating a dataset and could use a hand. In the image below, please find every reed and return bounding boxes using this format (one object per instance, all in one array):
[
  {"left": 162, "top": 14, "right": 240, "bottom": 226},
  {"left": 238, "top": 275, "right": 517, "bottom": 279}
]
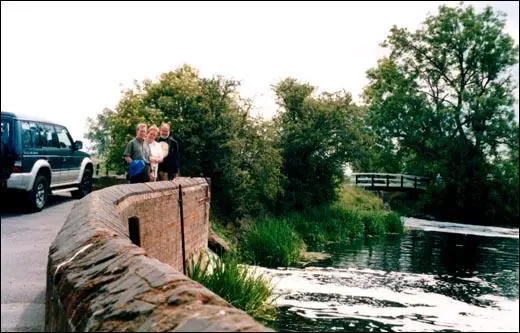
[
  {"left": 187, "top": 252, "right": 277, "bottom": 321},
  {"left": 244, "top": 217, "right": 305, "bottom": 268}
]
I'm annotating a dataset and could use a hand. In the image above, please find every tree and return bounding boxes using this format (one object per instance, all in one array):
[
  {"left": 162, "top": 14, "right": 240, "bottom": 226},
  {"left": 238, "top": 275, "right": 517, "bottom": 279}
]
[
  {"left": 86, "top": 65, "right": 284, "bottom": 221},
  {"left": 274, "top": 78, "right": 368, "bottom": 212},
  {"left": 363, "top": 3, "right": 519, "bottom": 224},
  {"left": 85, "top": 107, "right": 115, "bottom": 159}
]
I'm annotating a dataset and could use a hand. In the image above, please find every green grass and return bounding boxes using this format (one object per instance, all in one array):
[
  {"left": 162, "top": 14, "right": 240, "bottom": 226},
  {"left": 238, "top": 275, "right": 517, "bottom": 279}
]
[
  {"left": 384, "top": 211, "right": 404, "bottom": 234},
  {"left": 284, "top": 204, "right": 397, "bottom": 246},
  {"left": 243, "top": 217, "right": 305, "bottom": 268},
  {"left": 187, "top": 253, "right": 276, "bottom": 321},
  {"left": 338, "top": 186, "right": 404, "bottom": 236},
  {"left": 236, "top": 186, "right": 405, "bottom": 260},
  {"left": 285, "top": 204, "right": 364, "bottom": 245},
  {"left": 208, "top": 185, "right": 403, "bottom": 270},
  {"left": 339, "top": 185, "right": 386, "bottom": 211},
  {"left": 358, "top": 210, "right": 386, "bottom": 236}
]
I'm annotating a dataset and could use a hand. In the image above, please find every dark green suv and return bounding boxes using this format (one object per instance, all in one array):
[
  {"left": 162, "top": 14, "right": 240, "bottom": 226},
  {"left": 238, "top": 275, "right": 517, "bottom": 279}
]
[{"left": 1, "top": 111, "right": 93, "bottom": 212}]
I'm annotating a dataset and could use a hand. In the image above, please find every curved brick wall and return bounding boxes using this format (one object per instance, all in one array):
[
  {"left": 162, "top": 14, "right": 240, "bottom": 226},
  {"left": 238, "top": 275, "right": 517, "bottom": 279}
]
[{"left": 45, "top": 177, "right": 272, "bottom": 332}]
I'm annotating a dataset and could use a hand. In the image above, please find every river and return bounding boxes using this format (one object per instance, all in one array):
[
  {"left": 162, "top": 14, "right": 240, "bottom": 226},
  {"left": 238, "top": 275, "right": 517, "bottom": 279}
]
[{"left": 256, "top": 218, "right": 519, "bottom": 332}]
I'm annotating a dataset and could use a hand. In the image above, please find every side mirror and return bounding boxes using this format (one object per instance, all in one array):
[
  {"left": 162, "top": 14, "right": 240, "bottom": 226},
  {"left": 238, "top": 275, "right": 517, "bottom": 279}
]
[{"left": 74, "top": 140, "right": 83, "bottom": 150}]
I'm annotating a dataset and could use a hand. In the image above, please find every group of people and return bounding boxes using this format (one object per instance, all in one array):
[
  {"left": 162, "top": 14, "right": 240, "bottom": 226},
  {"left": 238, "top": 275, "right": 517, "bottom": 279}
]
[{"left": 123, "top": 122, "right": 180, "bottom": 183}]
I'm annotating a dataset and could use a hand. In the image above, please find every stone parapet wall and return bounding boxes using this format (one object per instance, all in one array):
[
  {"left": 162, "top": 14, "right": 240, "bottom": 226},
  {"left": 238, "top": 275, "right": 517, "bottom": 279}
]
[{"left": 45, "top": 177, "right": 271, "bottom": 332}]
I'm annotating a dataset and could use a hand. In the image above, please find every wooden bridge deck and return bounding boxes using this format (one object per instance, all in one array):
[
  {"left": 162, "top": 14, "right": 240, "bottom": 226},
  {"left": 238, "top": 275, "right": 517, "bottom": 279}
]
[{"left": 349, "top": 173, "right": 429, "bottom": 191}]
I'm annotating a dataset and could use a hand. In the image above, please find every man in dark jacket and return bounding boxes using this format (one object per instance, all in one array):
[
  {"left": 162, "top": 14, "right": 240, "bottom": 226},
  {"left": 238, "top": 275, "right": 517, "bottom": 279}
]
[{"left": 157, "top": 122, "right": 180, "bottom": 181}]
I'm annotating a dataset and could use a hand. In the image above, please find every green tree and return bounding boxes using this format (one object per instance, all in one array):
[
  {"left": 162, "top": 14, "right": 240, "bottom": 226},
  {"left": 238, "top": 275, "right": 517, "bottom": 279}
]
[
  {"left": 274, "top": 78, "right": 367, "bottom": 212},
  {"left": 87, "top": 65, "right": 284, "bottom": 221},
  {"left": 85, "top": 107, "right": 115, "bottom": 159},
  {"left": 363, "top": 3, "right": 519, "bottom": 224}
]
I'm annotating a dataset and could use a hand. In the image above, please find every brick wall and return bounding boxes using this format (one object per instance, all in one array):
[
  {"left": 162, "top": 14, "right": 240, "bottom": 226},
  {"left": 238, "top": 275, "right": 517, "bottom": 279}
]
[
  {"left": 45, "top": 177, "right": 272, "bottom": 332},
  {"left": 115, "top": 179, "right": 210, "bottom": 271}
]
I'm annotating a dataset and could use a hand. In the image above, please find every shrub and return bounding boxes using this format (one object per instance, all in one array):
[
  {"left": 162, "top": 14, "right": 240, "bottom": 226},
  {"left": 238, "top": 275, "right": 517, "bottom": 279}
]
[
  {"left": 384, "top": 211, "right": 404, "bottom": 233},
  {"left": 358, "top": 210, "right": 386, "bottom": 236}
]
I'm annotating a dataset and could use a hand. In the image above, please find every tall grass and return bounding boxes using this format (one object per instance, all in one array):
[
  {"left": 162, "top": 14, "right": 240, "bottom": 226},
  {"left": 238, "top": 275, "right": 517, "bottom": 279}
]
[
  {"left": 339, "top": 185, "right": 386, "bottom": 211},
  {"left": 338, "top": 186, "right": 404, "bottom": 236},
  {"left": 283, "top": 199, "right": 404, "bottom": 247},
  {"left": 187, "top": 252, "right": 276, "bottom": 321},
  {"left": 212, "top": 185, "right": 404, "bottom": 274},
  {"left": 384, "top": 211, "right": 404, "bottom": 233},
  {"left": 286, "top": 204, "right": 364, "bottom": 245},
  {"left": 244, "top": 217, "right": 305, "bottom": 268}
]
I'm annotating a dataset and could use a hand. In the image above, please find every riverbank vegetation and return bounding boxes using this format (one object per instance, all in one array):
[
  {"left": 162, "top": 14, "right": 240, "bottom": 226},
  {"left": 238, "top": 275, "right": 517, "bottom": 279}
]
[
  {"left": 187, "top": 186, "right": 399, "bottom": 321},
  {"left": 187, "top": 253, "right": 276, "bottom": 322},
  {"left": 217, "top": 185, "right": 403, "bottom": 268}
]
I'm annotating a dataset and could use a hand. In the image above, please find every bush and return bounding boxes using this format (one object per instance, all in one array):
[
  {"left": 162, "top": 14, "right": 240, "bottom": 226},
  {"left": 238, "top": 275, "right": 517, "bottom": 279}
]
[
  {"left": 384, "top": 212, "right": 404, "bottom": 233},
  {"left": 358, "top": 210, "right": 386, "bottom": 236},
  {"left": 187, "top": 253, "right": 276, "bottom": 321},
  {"left": 244, "top": 218, "right": 305, "bottom": 268}
]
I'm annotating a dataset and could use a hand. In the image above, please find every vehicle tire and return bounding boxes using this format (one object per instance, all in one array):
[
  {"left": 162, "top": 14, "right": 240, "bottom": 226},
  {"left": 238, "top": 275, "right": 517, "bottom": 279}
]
[
  {"left": 72, "top": 168, "right": 92, "bottom": 199},
  {"left": 28, "top": 175, "right": 49, "bottom": 212}
]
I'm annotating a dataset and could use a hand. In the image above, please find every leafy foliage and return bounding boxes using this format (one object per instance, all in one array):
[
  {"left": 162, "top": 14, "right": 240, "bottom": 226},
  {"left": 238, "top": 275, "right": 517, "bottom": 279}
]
[
  {"left": 87, "top": 65, "right": 284, "bottom": 221},
  {"left": 363, "top": 3, "right": 519, "bottom": 224},
  {"left": 85, "top": 108, "right": 115, "bottom": 162},
  {"left": 273, "top": 78, "right": 369, "bottom": 212}
]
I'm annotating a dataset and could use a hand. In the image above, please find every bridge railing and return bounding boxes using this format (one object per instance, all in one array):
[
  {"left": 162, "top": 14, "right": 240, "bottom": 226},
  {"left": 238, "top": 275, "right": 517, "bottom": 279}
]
[{"left": 350, "top": 173, "right": 430, "bottom": 190}]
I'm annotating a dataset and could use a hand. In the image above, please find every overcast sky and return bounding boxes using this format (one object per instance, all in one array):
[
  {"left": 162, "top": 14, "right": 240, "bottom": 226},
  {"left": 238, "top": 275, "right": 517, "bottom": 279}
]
[{"left": 1, "top": 1, "right": 518, "bottom": 147}]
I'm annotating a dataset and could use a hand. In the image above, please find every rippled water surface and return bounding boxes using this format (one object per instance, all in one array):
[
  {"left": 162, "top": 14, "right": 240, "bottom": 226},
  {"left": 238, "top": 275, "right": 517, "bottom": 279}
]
[{"left": 257, "top": 218, "right": 519, "bottom": 332}]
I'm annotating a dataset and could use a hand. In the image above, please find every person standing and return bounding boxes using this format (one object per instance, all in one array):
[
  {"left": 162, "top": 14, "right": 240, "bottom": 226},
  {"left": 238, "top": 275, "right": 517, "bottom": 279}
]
[
  {"left": 157, "top": 122, "right": 180, "bottom": 181},
  {"left": 146, "top": 125, "right": 163, "bottom": 182},
  {"left": 123, "top": 123, "right": 151, "bottom": 183}
]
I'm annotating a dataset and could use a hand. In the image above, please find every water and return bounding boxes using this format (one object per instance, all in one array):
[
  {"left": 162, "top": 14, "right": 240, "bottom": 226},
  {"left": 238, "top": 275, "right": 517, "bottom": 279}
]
[{"left": 255, "top": 218, "right": 519, "bottom": 332}]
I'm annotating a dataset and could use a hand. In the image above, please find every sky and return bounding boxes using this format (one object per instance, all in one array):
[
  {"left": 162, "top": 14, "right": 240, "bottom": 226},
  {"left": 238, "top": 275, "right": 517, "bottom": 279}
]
[{"left": 1, "top": 1, "right": 519, "bottom": 150}]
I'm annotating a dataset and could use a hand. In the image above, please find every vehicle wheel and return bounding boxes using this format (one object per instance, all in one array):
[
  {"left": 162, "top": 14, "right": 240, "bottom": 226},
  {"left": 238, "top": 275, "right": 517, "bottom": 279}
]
[
  {"left": 72, "top": 168, "right": 92, "bottom": 199},
  {"left": 28, "top": 175, "right": 48, "bottom": 212}
]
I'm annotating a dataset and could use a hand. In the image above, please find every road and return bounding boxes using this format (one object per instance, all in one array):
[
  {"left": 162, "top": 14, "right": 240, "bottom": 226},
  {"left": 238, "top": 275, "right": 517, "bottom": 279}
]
[{"left": 1, "top": 194, "right": 75, "bottom": 332}]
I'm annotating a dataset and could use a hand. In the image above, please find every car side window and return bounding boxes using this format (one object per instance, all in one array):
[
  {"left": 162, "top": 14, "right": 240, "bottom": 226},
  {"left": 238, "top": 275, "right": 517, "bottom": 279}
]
[
  {"left": 21, "top": 121, "right": 39, "bottom": 148},
  {"left": 55, "top": 126, "right": 72, "bottom": 149},
  {"left": 37, "top": 123, "right": 59, "bottom": 149}
]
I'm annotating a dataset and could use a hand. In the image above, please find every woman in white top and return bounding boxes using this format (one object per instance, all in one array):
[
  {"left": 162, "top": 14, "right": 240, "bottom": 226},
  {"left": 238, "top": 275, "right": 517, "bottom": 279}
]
[{"left": 146, "top": 125, "right": 164, "bottom": 181}]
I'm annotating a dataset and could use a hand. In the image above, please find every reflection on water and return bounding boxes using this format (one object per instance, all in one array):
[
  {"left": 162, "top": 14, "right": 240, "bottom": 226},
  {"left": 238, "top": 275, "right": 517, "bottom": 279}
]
[{"left": 257, "top": 221, "right": 519, "bottom": 332}]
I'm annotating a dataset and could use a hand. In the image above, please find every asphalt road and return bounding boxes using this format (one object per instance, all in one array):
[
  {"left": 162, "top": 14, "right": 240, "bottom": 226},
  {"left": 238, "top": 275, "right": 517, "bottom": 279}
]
[{"left": 1, "top": 194, "right": 75, "bottom": 332}]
